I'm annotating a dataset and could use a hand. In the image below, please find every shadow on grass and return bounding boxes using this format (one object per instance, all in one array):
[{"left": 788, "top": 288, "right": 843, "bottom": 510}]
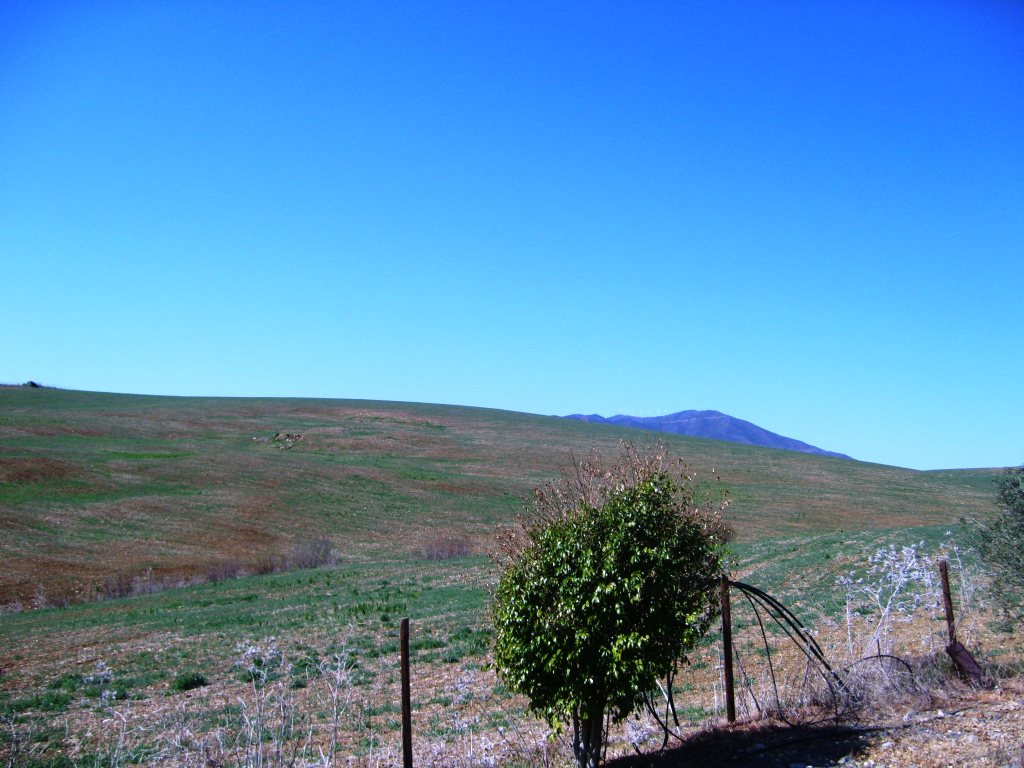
[{"left": 607, "top": 721, "right": 873, "bottom": 768}]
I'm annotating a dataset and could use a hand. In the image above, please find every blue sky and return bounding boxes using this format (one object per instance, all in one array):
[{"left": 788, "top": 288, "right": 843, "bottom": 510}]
[{"left": 2, "top": 1, "right": 1021, "bottom": 470}]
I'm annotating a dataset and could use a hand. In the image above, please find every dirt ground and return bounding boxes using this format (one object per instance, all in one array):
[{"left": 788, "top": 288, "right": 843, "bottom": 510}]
[{"left": 608, "top": 678, "right": 1024, "bottom": 768}]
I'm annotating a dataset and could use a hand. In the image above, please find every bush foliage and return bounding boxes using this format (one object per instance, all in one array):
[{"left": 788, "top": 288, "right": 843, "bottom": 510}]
[
  {"left": 492, "top": 444, "right": 730, "bottom": 768},
  {"left": 966, "top": 466, "right": 1024, "bottom": 620}
]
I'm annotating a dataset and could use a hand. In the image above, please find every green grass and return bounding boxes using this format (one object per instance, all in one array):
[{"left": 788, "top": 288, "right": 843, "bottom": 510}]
[
  {"left": 0, "top": 691, "right": 73, "bottom": 715},
  {"left": 170, "top": 671, "right": 208, "bottom": 692},
  {"left": 107, "top": 451, "right": 192, "bottom": 460},
  {"left": 0, "top": 555, "right": 492, "bottom": 692}
]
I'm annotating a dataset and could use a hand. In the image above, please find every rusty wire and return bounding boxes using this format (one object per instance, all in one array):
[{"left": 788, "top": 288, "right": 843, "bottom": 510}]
[{"left": 637, "top": 577, "right": 921, "bottom": 753}]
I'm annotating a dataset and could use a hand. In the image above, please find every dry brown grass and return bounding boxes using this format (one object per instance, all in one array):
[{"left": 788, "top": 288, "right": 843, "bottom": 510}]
[{"left": 6, "top": 614, "right": 1019, "bottom": 767}]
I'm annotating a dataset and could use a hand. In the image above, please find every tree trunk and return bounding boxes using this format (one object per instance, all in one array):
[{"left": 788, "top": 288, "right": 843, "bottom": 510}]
[{"left": 572, "top": 703, "right": 605, "bottom": 768}]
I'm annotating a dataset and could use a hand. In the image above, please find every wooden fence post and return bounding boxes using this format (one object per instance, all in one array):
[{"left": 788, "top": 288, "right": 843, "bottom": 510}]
[
  {"left": 401, "top": 617, "right": 413, "bottom": 768},
  {"left": 939, "top": 560, "right": 956, "bottom": 644},
  {"left": 720, "top": 575, "right": 736, "bottom": 723},
  {"left": 938, "top": 561, "right": 989, "bottom": 687}
]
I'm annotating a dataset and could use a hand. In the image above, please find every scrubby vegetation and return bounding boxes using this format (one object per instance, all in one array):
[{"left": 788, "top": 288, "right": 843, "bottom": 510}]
[{"left": 965, "top": 466, "right": 1024, "bottom": 623}]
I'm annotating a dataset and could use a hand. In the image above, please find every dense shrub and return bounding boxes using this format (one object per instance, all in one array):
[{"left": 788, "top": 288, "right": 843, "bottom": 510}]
[
  {"left": 965, "top": 466, "right": 1024, "bottom": 621},
  {"left": 420, "top": 535, "right": 474, "bottom": 560},
  {"left": 288, "top": 536, "right": 335, "bottom": 570},
  {"left": 492, "top": 444, "right": 730, "bottom": 768},
  {"left": 206, "top": 559, "right": 243, "bottom": 584}
]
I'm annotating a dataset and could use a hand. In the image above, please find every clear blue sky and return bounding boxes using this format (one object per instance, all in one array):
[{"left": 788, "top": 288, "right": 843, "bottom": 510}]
[{"left": 2, "top": 1, "right": 1021, "bottom": 470}]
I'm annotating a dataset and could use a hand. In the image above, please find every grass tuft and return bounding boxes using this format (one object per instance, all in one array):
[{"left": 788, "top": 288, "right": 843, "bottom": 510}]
[{"left": 170, "top": 672, "right": 209, "bottom": 692}]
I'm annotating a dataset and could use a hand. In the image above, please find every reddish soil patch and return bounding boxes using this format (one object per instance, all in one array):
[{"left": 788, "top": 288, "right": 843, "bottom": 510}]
[{"left": 0, "top": 457, "right": 80, "bottom": 484}]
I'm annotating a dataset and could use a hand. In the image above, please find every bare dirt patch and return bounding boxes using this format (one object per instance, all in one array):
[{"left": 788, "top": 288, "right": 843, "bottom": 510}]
[{"left": 608, "top": 679, "right": 1024, "bottom": 767}]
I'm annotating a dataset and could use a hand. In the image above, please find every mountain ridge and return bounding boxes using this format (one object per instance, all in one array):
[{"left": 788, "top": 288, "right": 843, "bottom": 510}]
[{"left": 564, "top": 409, "right": 852, "bottom": 459}]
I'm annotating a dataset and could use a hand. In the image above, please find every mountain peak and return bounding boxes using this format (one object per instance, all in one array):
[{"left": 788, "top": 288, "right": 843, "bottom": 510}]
[{"left": 563, "top": 410, "right": 851, "bottom": 459}]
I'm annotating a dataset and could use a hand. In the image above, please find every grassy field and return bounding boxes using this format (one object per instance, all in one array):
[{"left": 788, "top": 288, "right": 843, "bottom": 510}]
[
  {"left": 0, "top": 386, "right": 1014, "bottom": 766},
  {"left": 2, "top": 528, "right": 1017, "bottom": 767},
  {"left": 0, "top": 387, "right": 999, "bottom": 606}
]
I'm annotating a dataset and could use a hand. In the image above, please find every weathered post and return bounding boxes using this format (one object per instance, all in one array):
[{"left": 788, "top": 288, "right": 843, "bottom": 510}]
[
  {"left": 720, "top": 575, "right": 736, "bottom": 723},
  {"left": 939, "top": 560, "right": 956, "bottom": 644},
  {"left": 401, "top": 617, "right": 413, "bottom": 768},
  {"left": 938, "top": 560, "right": 988, "bottom": 687}
]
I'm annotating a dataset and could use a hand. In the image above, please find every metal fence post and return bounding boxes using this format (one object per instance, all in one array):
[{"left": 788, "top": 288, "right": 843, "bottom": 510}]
[
  {"left": 401, "top": 617, "right": 413, "bottom": 768},
  {"left": 720, "top": 575, "right": 736, "bottom": 723}
]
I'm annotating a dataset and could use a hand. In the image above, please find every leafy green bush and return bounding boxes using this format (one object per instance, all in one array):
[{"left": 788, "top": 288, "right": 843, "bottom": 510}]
[{"left": 492, "top": 444, "right": 730, "bottom": 768}]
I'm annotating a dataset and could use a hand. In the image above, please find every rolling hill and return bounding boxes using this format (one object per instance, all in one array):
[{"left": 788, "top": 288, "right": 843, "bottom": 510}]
[{"left": 0, "top": 387, "right": 998, "bottom": 606}]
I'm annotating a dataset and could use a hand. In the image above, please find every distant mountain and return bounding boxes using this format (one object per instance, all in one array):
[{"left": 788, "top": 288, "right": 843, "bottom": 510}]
[{"left": 564, "top": 410, "right": 852, "bottom": 459}]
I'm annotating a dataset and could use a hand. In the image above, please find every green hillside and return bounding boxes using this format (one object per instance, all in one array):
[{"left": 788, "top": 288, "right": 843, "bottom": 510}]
[{"left": 0, "top": 387, "right": 998, "bottom": 607}]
